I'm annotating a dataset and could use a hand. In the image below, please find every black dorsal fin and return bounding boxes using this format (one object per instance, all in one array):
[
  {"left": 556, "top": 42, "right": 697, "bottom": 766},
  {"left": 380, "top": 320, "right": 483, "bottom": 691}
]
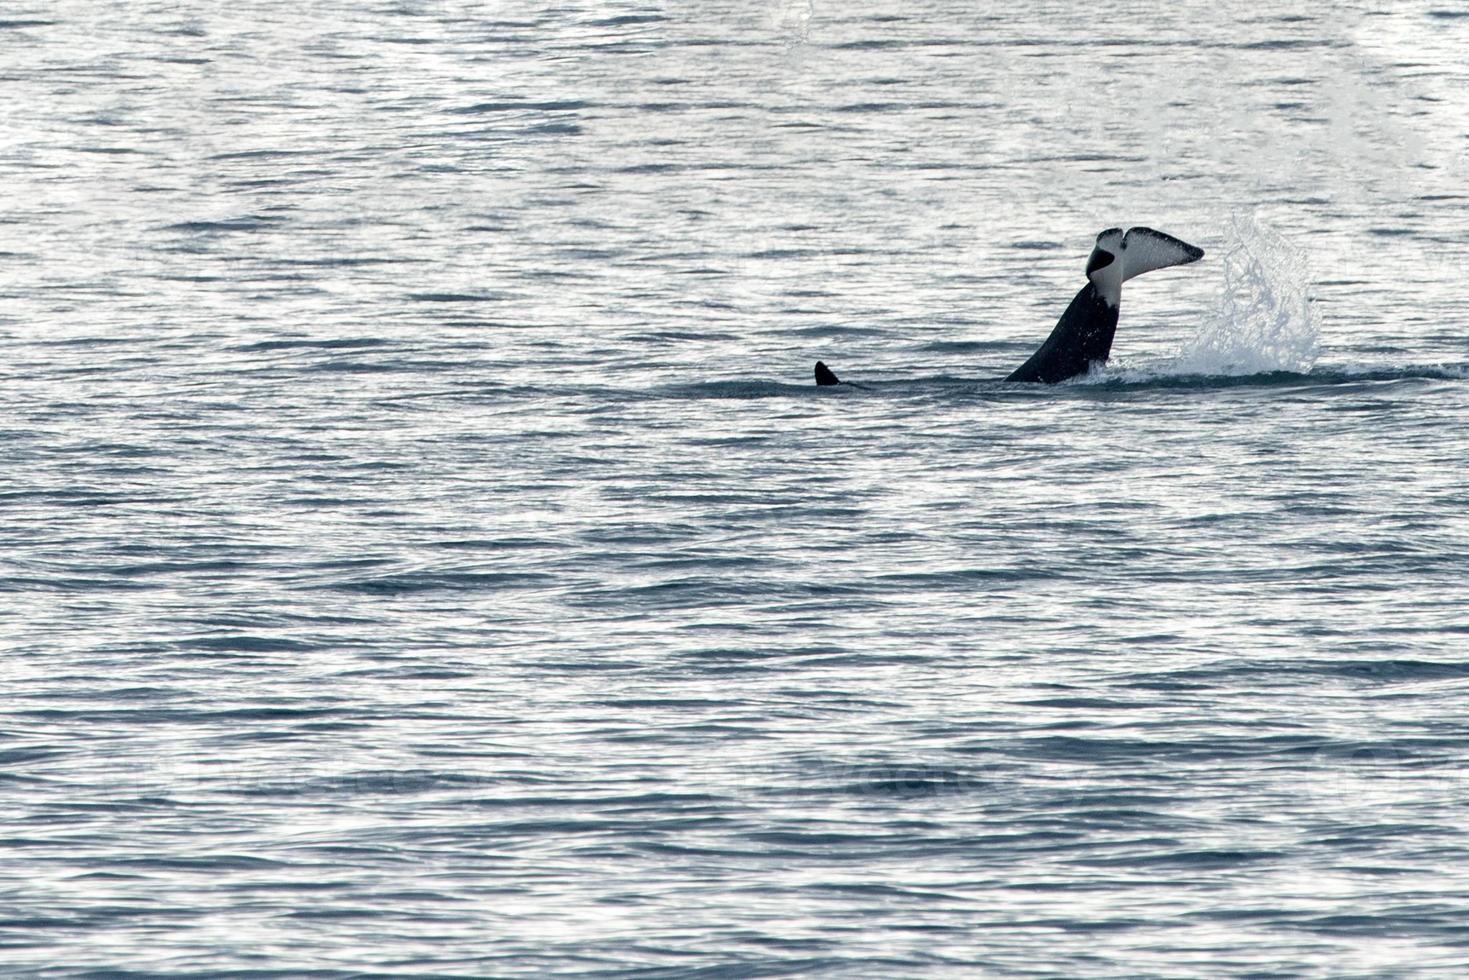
[{"left": 814, "top": 361, "right": 840, "bottom": 386}]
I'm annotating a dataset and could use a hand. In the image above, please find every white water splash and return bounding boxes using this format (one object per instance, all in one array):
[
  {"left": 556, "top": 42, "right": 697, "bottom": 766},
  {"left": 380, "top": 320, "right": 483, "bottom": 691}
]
[
  {"left": 775, "top": 0, "right": 813, "bottom": 45},
  {"left": 1172, "top": 214, "right": 1320, "bottom": 375}
]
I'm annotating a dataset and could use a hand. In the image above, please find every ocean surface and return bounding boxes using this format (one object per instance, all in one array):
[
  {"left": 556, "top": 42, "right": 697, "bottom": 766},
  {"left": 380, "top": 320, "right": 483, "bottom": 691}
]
[{"left": 4, "top": 1, "right": 1469, "bottom": 976}]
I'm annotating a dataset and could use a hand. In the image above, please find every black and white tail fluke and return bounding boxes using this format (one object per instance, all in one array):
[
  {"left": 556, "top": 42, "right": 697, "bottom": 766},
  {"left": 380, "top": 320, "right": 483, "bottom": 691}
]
[
  {"left": 1120, "top": 227, "right": 1205, "bottom": 282},
  {"left": 809, "top": 227, "right": 1203, "bottom": 388},
  {"left": 1006, "top": 226, "right": 1205, "bottom": 384}
]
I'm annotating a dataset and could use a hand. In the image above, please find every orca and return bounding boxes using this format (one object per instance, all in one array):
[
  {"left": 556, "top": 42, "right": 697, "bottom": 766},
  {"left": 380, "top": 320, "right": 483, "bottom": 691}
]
[
  {"left": 814, "top": 361, "right": 841, "bottom": 386},
  {"left": 1006, "top": 227, "right": 1204, "bottom": 383}
]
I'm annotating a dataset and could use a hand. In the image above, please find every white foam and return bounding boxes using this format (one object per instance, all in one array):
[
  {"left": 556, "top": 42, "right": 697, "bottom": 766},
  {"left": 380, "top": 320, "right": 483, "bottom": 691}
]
[
  {"left": 774, "top": 0, "right": 813, "bottom": 45},
  {"left": 1170, "top": 213, "right": 1320, "bottom": 376}
]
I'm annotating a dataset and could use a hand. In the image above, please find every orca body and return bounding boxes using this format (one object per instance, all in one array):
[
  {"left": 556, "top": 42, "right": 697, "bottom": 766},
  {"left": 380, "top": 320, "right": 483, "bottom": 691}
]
[
  {"left": 1006, "top": 227, "right": 1204, "bottom": 384},
  {"left": 805, "top": 227, "right": 1202, "bottom": 387},
  {"left": 1005, "top": 282, "right": 1117, "bottom": 384}
]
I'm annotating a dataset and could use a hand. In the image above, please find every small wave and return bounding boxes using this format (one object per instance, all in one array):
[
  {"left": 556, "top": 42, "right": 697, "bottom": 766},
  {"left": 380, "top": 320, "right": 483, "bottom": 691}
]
[
  {"left": 1079, "top": 363, "right": 1469, "bottom": 390},
  {"left": 919, "top": 339, "right": 1013, "bottom": 354},
  {"left": 162, "top": 216, "right": 283, "bottom": 233},
  {"left": 236, "top": 337, "right": 393, "bottom": 353},
  {"left": 589, "top": 14, "right": 670, "bottom": 27},
  {"left": 405, "top": 291, "right": 510, "bottom": 303},
  {"left": 447, "top": 99, "right": 590, "bottom": 114},
  {"left": 655, "top": 380, "right": 816, "bottom": 399},
  {"left": 332, "top": 570, "right": 561, "bottom": 595}
]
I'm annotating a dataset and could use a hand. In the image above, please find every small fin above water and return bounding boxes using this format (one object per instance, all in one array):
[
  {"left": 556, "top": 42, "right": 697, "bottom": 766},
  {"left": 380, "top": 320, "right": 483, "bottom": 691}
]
[{"left": 814, "top": 361, "right": 841, "bottom": 386}]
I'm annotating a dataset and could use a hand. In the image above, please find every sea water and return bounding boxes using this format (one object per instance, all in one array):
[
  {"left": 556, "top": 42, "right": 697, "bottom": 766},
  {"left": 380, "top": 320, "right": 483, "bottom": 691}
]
[{"left": 3, "top": 1, "right": 1469, "bottom": 976}]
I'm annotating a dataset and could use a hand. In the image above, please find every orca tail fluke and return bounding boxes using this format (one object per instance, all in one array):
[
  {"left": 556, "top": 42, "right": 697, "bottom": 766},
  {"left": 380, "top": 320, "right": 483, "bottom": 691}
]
[
  {"left": 814, "top": 361, "right": 841, "bottom": 386},
  {"left": 1008, "top": 226, "right": 1205, "bottom": 383},
  {"left": 1120, "top": 227, "right": 1205, "bottom": 281}
]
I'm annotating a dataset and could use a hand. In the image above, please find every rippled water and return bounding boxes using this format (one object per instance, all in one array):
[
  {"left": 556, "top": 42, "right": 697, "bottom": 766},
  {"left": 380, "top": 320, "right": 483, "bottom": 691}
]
[{"left": 5, "top": 1, "right": 1469, "bottom": 976}]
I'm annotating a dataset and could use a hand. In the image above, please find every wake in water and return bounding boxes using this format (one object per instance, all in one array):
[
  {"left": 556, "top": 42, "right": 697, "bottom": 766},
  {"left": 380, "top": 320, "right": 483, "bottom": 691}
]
[{"left": 1074, "top": 364, "right": 1469, "bottom": 392}]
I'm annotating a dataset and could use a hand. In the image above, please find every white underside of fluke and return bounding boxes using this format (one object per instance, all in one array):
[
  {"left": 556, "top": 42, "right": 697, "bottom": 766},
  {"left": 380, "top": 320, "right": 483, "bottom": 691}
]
[
  {"left": 1120, "top": 227, "right": 1206, "bottom": 282},
  {"left": 1086, "top": 226, "right": 1204, "bottom": 308}
]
